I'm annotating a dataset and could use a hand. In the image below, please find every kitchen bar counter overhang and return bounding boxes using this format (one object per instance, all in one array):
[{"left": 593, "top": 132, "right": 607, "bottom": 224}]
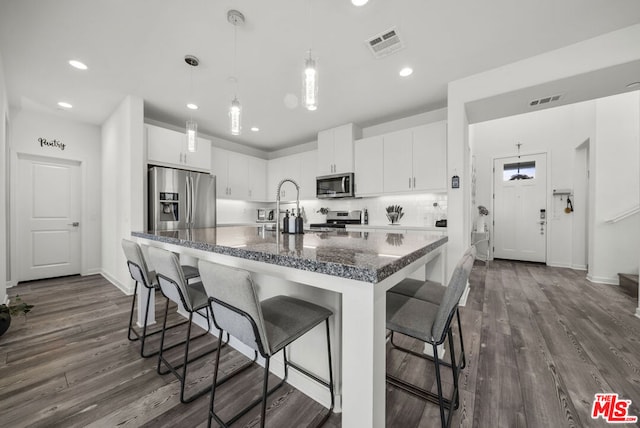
[
  {"left": 132, "top": 226, "right": 447, "bottom": 284},
  {"left": 132, "top": 226, "right": 447, "bottom": 428}
]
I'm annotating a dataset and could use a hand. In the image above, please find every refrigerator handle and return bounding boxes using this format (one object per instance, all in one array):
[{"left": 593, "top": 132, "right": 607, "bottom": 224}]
[
  {"left": 190, "top": 175, "right": 195, "bottom": 226},
  {"left": 186, "top": 175, "right": 192, "bottom": 225}
]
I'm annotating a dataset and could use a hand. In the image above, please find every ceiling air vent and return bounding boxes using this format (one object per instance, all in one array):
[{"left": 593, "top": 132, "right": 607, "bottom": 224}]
[
  {"left": 529, "top": 94, "right": 562, "bottom": 107},
  {"left": 366, "top": 27, "right": 405, "bottom": 58}
]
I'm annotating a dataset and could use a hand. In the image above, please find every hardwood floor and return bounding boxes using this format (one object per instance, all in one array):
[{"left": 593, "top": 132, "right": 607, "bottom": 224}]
[{"left": 2, "top": 261, "right": 640, "bottom": 427}]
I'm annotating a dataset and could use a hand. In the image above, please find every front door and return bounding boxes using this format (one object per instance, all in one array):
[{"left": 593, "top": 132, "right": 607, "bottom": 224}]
[
  {"left": 17, "top": 155, "right": 81, "bottom": 281},
  {"left": 493, "top": 153, "right": 547, "bottom": 263}
]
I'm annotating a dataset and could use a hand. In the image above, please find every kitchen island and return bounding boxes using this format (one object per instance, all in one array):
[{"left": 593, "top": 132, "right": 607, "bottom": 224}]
[{"left": 133, "top": 226, "right": 447, "bottom": 428}]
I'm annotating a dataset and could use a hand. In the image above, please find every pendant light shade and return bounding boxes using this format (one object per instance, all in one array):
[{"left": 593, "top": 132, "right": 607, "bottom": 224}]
[
  {"left": 186, "top": 119, "right": 198, "bottom": 152},
  {"left": 302, "top": 51, "right": 318, "bottom": 111},
  {"left": 229, "top": 96, "right": 241, "bottom": 136}
]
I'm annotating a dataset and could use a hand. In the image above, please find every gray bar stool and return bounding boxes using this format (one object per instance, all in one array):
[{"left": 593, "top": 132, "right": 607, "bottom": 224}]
[
  {"left": 121, "top": 239, "right": 200, "bottom": 358},
  {"left": 388, "top": 245, "right": 477, "bottom": 369},
  {"left": 147, "top": 246, "right": 223, "bottom": 404},
  {"left": 198, "top": 260, "right": 335, "bottom": 428},
  {"left": 386, "top": 250, "right": 475, "bottom": 428}
]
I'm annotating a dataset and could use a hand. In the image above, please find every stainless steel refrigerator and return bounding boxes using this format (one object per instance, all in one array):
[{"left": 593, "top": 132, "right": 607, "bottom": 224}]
[{"left": 148, "top": 166, "right": 216, "bottom": 230}]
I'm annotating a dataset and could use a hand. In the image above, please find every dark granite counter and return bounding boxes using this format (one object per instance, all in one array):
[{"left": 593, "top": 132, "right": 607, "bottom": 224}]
[{"left": 133, "top": 226, "right": 447, "bottom": 283}]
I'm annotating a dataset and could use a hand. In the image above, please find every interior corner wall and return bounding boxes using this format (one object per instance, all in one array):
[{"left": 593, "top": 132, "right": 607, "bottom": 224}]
[
  {"left": 101, "top": 95, "right": 144, "bottom": 293},
  {"left": 448, "top": 23, "right": 640, "bottom": 281},
  {"left": 0, "top": 51, "right": 8, "bottom": 303},
  {"left": 588, "top": 91, "right": 640, "bottom": 284},
  {"left": 9, "top": 108, "right": 102, "bottom": 280},
  {"left": 470, "top": 101, "right": 595, "bottom": 269}
]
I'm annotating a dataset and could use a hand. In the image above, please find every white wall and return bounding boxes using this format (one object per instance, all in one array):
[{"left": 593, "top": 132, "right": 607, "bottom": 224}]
[
  {"left": 448, "top": 23, "right": 640, "bottom": 282},
  {"left": 471, "top": 100, "right": 596, "bottom": 268},
  {"left": 9, "top": 108, "right": 102, "bottom": 281},
  {"left": 589, "top": 91, "right": 640, "bottom": 283},
  {"left": 0, "top": 52, "right": 8, "bottom": 303},
  {"left": 101, "top": 96, "right": 144, "bottom": 293}
]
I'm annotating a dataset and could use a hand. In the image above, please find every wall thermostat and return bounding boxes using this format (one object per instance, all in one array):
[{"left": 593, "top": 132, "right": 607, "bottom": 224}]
[{"left": 451, "top": 175, "right": 460, "bottom": 189}]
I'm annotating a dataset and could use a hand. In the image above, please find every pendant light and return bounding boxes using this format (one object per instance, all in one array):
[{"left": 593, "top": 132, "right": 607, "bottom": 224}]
[
  {"left": 185, "top": 55, "right": 199, "bottom": 152},
  {"left": 302, "top": 1, "right": 318, "bottom": 111},
  {"left": 228, "top": 10, "right": 244, "bottom": 136}
]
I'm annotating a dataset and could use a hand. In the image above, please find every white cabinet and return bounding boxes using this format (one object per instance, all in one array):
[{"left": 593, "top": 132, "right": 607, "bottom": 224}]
[
  {"left": 317, "top": 123, "right": 361, "bottom": 175},
  {"left": 382, "top": 121, "right": 447, "bottom": 194},
  {"left": 412, "top": 122, "right": 447, "bottom": 191},
  {"left": 211, "top": 148, "right": 248, "bottom": 200},
  {"left": 354, "top": 136, "right": 384, "bottom": 196},
  {"left": 267, "top": 150, "right": 317, "bottom": 201},
  {"left": 146, "top": 124, "right": 211, "bottom": 171},
  {"left": 383, "top": 130, "right": 414, "bottom": 193},
  {"left": 248, "top": 157, "right": 267, "bottom": 201},
  {"left": 212, "top": 148, "right": 268, "bottom": 201}
]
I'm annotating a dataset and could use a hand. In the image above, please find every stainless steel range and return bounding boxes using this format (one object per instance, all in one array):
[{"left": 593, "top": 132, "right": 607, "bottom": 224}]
[{"left": 310, "top": 210, "right": 362, "bottom": 229}]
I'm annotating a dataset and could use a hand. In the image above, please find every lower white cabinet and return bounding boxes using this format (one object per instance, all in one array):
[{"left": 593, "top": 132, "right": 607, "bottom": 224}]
[{"left": 146, "top": 124, "right": 211, "bottom": 171}]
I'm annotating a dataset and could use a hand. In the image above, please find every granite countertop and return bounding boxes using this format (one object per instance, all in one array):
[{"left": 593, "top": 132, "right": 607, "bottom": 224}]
[{"left": 133, "top": 226, "right": 447, "bottom": 284}]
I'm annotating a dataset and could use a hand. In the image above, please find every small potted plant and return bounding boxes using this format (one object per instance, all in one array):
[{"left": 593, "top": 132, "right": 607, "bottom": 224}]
[
  {"left": 476, "top": 205, "right": 489, "bottom": 231},
  {"left": 0, "top": 295, "right": 34, "bottom": 337}
]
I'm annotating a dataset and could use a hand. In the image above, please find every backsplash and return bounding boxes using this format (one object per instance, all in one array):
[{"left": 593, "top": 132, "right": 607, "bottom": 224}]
[{"left": 218, "top": 193, "right": 447, "bottom": 227}]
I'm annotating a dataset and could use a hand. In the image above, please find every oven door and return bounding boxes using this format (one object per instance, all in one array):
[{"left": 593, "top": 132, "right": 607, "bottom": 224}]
[{"left": 316, "top": 173, "right": 354, "bottom": 198}]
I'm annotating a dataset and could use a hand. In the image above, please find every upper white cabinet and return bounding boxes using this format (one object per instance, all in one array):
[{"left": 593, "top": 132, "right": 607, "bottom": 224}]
[
  {"left": 383, "top": 121, "right": 447, "bottom": 193},
  {"left": 248, "top": 157, "right": 267, "bottom": 201},
  {"left": 317, "top": 123, "right": 361, "bottom": 175},
  {"left": 146, "top": 124, "right": 211, "bottom": 172},
  {"left": 354, "top": 136, "right": 384, "bottom": 196},
  {"left": 267, "top": 150, "right": 318, "bottom": 201},
  {"left": 412, "top": 122, "right": 447, "bottom": 191}
]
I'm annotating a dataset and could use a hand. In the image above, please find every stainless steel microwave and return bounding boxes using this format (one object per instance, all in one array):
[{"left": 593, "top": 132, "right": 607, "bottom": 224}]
[{"left": 316, "top": 173, "right": 355, "bottom": 198}]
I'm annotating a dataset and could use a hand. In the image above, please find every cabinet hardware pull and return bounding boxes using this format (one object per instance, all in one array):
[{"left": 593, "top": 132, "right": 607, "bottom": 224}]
[
  {"left": 409, "top": 177, "right": 411, "bottom": 188},
  {"left": 413, "top": 177, "right": 416, "bottom": 188}
]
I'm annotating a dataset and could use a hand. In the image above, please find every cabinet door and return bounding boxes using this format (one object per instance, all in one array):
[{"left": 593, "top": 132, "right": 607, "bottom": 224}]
[
  {"left": 227, "top": 152, "right": 249, "bottom": 200},
  {"left": 211, "top": 147, "right": 229, "bottom": 198},
  {"left": 355, "top": 136, "right": 383, "bottom": 196},
  {"left": 317, "top": 128, "right": 334, "bottom": 175},
  {"left": 248, "top": 157, "right": 267, "bottom": 201},
  {"left": 299, "top": 150, "right": 317, "bottom": 199},
  {"left": 412, "top": 122, "right": 447, "bottom": 191},
  {"left": 332, "top": 124, "right": 355, "bottom": 173},
  {"left": 383, "top": 130, "right": 413, "bottom": 193},
  {"left": 185, "top": 137, "right": 212, "bottom": 171},
  {"left": 267, "top": 156, "right": 285, "bottom": 201},
  {"left": 147, "top": 125, "right": 183, "bottom": 166}
]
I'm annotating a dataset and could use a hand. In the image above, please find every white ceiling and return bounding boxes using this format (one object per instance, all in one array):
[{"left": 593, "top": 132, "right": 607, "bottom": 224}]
[{"left": 1, "top": 0, "right": 640, "bottom": 151}]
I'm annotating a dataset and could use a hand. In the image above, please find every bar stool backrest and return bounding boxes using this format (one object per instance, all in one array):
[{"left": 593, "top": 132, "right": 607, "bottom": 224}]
[
  {"left": 147, "top": 247, "right": 194, "bottom": 311},
  {"left": 431, "top": 246, "right": 476, "bottom": 343},
  {"left": 121, "top": 239, "right": 154, "bottom": 288},
  {"left": 198, "top": 260, "right": 271, "bottom": 356}
]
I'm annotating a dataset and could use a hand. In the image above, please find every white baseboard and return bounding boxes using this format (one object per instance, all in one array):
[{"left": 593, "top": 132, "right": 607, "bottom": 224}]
[
  {"left": 547, "top": 262, "right": 588, "bottom": 271},
  {"left": 189, "top": 308, "right": 338, "bottom": 411},
  {"left": 83, "top": 268, "right": 102, "bottom": 276},
  {"left": 635, "top": 307, "right": 640, "bottom": 319},
  {"left": 458, "top": 281, "right": 470, "bottom": 307},
  {"left": 100, "top": 270, "right": 133, "bottom": 295},
  {"left": 586, "top": 274, "right": 619, "bottom": 285},
  {"left": 2, "top": 294, "right": 8, "bottom": 305},
  {"left": 571, "top": 264, "right": 588, "bottom": 271},
  {"left": 5, "top": 280, "right": 16, "bottom": 289}
]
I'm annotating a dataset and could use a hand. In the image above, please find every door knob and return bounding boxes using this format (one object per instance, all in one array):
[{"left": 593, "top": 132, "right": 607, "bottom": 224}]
[{"left": 68, "top": 222, "right": 80, "bottom": 227}]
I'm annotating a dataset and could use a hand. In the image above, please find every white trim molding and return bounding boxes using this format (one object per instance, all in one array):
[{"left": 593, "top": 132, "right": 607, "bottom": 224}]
[
  {"left": 100, "top": 270, "right": 132, "bottom": 295},
  {"left": 586, "top": 274, "right": 619, "bottom": 285}
]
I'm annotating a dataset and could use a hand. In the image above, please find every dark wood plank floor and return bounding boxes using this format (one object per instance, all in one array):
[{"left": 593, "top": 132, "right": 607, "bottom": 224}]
[{"left": 2, "top": 260, "right": 640, "bottom": 427}]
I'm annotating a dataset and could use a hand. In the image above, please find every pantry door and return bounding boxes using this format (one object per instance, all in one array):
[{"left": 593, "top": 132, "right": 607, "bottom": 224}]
[
  {"left": 493, "top": 153, "right": 547, "bottom": 263},
  {"left": 17, "top": 155, "right": 81, "bottom": 281}
]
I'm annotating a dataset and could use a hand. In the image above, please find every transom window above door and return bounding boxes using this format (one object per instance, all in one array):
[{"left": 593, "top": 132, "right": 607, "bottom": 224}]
[{"left": 503, "top": 160, "right": 536, "bottom": 181}]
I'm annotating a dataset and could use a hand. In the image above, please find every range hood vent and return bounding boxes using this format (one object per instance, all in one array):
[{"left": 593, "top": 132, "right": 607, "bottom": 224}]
[
  {"left": 366, "top": 27, "right": 405, "bottom": 58},
  {"left": 529, "top": 94, "right": 562, "bottom": 107}
]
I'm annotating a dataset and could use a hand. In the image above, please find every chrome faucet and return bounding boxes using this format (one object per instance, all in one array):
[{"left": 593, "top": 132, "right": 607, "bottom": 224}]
[{"left": 275, "top": 178, "right": 300, "bottom": 236}]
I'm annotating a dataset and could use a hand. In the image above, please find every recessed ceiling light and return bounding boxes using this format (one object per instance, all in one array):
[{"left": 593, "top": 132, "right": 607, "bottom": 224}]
[
  {"left": 626, "top": 81, "right": 640, "bottom": 88},
  {"left": 352, "top": 0, "right": 369, "bottom": 6},
  {"left": 57, "top": 102, "right": 72, "bottom": 109},
  {"left": 68, "top": 60, "right": 88, "bottom": 70},
  {"left": 399, "top": 67, "right": 413, "bottom": 77},
  {"left": 187, "top": 103, "right": 198, "bottom": 110},
  {"left": 251, "top": 127, "right": 260, "bottom": 132}
]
